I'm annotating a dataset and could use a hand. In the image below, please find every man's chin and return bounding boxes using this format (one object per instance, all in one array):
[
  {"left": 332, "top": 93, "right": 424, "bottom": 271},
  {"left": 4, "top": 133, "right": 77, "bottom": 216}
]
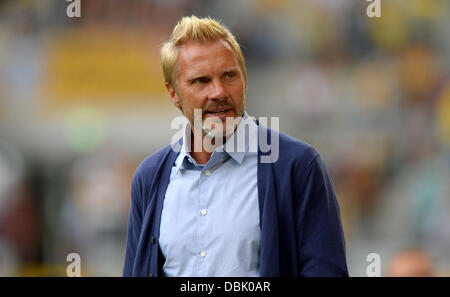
[
  {"left": 202, "top": 114, "right": 239, "bottom": 137},
  {"left": 203, "top": 127, "right": 234, "bottom": 139}
]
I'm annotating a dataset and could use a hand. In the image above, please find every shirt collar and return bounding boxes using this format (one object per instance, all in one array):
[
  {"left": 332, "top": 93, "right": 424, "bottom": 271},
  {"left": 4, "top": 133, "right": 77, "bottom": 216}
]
[
  {"left": 174, "top": 111, "right": 257, "bottom": 173},
  {"left": 173, "top": 134, "right": 192, "bottom": 174}
]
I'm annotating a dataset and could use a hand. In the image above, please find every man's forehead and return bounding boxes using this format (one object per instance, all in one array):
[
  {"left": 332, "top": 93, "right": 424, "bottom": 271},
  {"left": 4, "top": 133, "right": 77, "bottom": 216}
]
[{"left": 178, "top": 39, "right": 237, "bottom": 67}]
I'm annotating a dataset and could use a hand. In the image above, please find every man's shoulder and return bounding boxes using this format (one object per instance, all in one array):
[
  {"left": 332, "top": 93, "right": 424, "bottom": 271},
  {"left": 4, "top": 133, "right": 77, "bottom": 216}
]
[
  {"left": 279, "top": 130, "right": 319, "bottom": 160},
  {"left": 264, "top": 127, "right": 320, "bottom": 167}
]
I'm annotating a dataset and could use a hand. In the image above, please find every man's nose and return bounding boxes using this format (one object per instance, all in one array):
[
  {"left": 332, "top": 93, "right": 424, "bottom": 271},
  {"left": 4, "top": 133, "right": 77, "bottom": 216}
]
[{"left": 208, "top": 78, "right": 227, "bottom": 100}]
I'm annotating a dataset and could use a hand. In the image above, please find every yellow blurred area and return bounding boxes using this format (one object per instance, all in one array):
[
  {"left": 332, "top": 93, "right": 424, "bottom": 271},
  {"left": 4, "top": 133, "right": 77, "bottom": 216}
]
[
  {"left": 40, "top": 27, "right": 167, "bottom": 111},
  {"left": 367, "top": 1, "right": 409, "bottom": 51},
  {"left": 17, "top": 264, "right": 67, "bottom": 277},
  {"left": 17, "top": 264, "right": 95, "bottom": 277},
  {"left": 436, "top": 82, "right": 450, "bottom": 149},
  {"left": 368, "top": 0, "right": 447, "bottom": 51},
  {"left": 409, "top": 0, "right": 447, "bottom": 20}
]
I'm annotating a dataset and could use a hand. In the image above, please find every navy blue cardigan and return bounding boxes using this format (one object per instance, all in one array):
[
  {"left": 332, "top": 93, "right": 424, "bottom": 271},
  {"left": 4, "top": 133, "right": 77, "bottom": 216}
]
[{"left": 123, "top": 126, "right": 348, "bottom": 277}]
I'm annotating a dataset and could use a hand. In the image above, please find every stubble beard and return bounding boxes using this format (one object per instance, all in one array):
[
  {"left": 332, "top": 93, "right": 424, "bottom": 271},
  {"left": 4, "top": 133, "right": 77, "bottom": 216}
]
[{"left": 179, "top": 92, "right": 245, "bottom": 151}]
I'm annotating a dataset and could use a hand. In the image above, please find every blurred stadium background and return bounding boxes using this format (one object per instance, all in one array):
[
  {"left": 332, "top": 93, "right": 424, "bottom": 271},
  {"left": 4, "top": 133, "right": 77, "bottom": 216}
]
[{"left": 0, "top": 0, "right": 449, "bottom": 276}]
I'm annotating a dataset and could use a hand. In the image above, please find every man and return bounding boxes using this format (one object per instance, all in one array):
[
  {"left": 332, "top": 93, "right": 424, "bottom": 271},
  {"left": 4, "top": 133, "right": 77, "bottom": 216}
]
[{"left": 123, "top": 15, "right": 348, "bottom": 277}]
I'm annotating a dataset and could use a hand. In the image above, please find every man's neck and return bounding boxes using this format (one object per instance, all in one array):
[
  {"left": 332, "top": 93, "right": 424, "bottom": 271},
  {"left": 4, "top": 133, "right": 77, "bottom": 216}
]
[
  {"left": 186, "top": 113, "right": 245, "bottom": 165},
  {"left": 189, "top": 130, "right": 225, "bottom": 165},
  {"left": 190, "top": 150, "right": 211, "bottom": 165}
]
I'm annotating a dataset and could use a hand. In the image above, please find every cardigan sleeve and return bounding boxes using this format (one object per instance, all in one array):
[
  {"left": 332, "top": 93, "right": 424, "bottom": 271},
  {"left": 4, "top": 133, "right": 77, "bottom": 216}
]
[
  {"left": 123, "top": 173, "right": 143, "bottom": 276},
  {"left": 295, "top": 154, "right": 349, "bottom": 276}
]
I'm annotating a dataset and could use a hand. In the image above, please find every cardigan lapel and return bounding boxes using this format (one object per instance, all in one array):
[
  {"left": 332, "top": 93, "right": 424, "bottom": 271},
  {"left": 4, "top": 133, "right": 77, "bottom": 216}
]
[
  {"left": 257, "top": 126, "right": 281, "bottom": 276},
  {"left": 147, "top": 141, "right": 180, "bottom": 276}
]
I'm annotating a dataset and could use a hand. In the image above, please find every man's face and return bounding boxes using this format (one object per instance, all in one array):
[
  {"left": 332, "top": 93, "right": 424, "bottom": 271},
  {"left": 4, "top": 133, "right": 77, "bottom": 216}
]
[{"left": 166, "top": 39, "right": 246, "bottom": 138}]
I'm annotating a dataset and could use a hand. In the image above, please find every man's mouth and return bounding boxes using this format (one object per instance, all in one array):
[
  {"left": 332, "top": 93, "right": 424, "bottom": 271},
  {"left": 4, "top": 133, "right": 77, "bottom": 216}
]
[{"left": 204, "top": 108, "right": 232, "bottom": 116}]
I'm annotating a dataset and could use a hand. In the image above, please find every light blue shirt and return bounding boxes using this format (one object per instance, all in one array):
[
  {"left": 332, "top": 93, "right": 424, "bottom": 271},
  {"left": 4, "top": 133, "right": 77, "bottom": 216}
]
[{"left": 159, "top": 112, "right": 260, "bottom": 277}]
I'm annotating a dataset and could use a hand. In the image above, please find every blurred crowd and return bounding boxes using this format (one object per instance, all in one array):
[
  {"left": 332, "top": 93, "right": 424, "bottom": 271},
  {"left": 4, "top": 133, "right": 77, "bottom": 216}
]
[{"left": 0, "top": 0, "right": 449, "bottom": 276}]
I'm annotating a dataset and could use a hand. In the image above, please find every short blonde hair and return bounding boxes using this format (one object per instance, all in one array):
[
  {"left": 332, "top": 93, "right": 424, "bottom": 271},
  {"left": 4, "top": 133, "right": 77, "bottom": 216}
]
[{"left": 161, "top": 15, "right": 247, "bottom": 89}]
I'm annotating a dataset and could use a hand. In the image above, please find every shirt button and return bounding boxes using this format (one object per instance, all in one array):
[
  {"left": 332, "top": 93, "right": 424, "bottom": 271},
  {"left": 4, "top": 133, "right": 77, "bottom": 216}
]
[
  {"left": 200, "top": 251, "right": 206, "bottom": 257},
  {"left": 201, "top": 209, "right": 207, "bottom": 216},
  {"left": 204, "top": 170, "right": 211, "bottom": 176}
]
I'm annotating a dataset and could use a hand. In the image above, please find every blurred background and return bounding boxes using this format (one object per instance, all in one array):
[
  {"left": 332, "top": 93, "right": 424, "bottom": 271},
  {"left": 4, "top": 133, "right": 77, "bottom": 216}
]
[{"left": 0, "top": 0, "right": 449, "bottom": 276}]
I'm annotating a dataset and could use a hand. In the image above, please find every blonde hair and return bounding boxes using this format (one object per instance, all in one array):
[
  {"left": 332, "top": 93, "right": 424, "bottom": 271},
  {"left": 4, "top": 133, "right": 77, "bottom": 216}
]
[{"left": 161, "top": 15, "right": 247, "bottom": 89}]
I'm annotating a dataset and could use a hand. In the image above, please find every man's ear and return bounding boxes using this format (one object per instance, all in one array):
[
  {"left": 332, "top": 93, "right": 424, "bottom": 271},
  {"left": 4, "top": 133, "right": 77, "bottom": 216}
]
[{"left": 165, "top": 82, "right": 182, "bottom": 110}]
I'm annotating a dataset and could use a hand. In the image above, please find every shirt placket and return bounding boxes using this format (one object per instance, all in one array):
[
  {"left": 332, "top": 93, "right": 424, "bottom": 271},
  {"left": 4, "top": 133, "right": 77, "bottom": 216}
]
[
  {"left": 195, "top": 152, "right": 225, "bottom": 276},
  {"left": 196, "top": 165, "right": 208, "bottom": 276}
]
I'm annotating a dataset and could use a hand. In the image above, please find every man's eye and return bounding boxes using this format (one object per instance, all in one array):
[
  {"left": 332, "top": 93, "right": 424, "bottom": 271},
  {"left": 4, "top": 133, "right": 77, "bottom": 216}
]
[
  {"left": 225, "top": 72, "right": 235, "bottom": 79},
  {"left": 194, "top": 77, "right": 208, "bottom": 84}
]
